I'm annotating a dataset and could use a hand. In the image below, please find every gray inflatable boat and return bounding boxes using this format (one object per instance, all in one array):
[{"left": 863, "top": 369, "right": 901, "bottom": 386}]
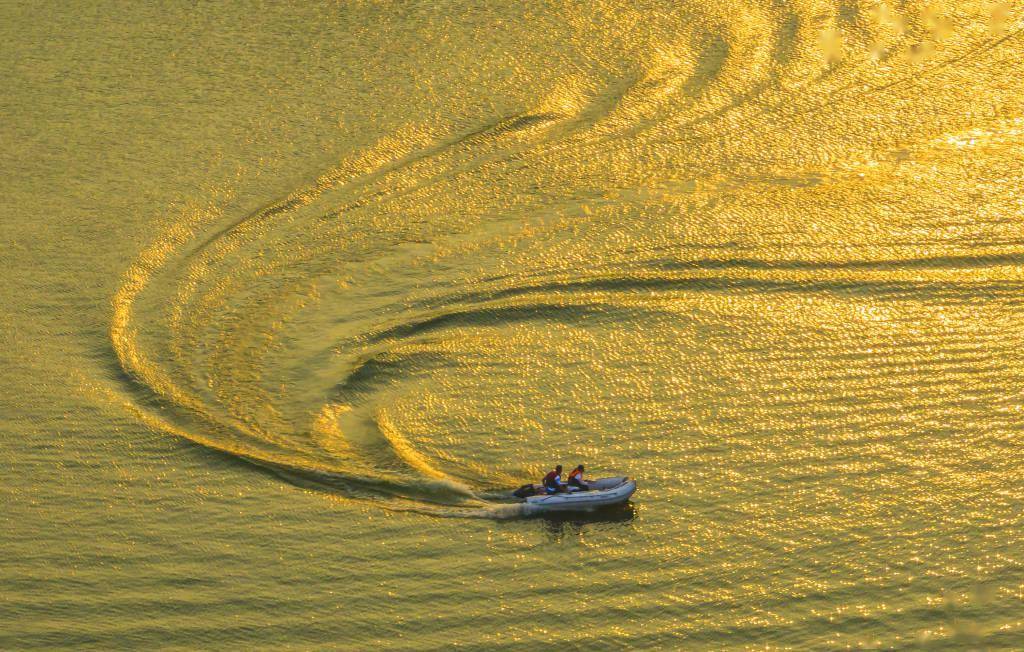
[{"left": 519, "top": 476, "right": 636, "bottom": 515}]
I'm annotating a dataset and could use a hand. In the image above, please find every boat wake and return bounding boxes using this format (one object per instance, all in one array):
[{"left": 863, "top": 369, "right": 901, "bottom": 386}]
[{"left": 105, "top": 1, "right": 1024, "bottom": 516}]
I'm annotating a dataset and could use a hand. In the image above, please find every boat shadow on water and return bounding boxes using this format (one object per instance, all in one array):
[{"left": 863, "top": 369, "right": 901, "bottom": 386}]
[{"left": 537, "top": 503, "right": 637, "bottom": 538}]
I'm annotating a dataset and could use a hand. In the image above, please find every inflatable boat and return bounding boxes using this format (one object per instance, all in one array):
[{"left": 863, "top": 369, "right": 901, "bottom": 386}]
[{"left": 515, "top": 476, "right": 636, "bottom": 515}]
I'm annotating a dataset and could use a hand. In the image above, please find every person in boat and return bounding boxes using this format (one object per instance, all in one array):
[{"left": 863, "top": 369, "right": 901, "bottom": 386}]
[
  {"left": 542, "top": 464, "right": 567, "bottom": 494},
  {"left": 567, "top": 464, "right": 589, "bottom": 491}
]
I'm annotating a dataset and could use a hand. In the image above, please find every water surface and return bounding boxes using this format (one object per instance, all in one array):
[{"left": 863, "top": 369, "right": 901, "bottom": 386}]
[{"left": 3, "top": 1, "right": 1024, "bottom": 648}]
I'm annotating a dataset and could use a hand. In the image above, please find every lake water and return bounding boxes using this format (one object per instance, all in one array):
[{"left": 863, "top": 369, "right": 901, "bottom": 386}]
[{"left": 3, "top": 1, "right": 1024, "bottom": 648}]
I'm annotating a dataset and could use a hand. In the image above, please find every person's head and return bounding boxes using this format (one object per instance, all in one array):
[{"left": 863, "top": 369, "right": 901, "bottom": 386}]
[
  {"left": 555, "top": 464, "right": 562, "bottom": 473},
  {"left": 576, "top": 465, "right": 584, "bottom": 472}
]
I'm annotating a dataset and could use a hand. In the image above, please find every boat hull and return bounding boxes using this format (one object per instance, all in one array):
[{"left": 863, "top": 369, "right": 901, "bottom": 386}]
[{"left": 522, "top": 476, "right": 636, "bottom": 515}]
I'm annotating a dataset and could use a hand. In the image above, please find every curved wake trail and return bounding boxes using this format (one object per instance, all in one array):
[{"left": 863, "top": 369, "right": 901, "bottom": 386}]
[{"left": 107, "top": 0, "right": 1024, "bottom": 516}]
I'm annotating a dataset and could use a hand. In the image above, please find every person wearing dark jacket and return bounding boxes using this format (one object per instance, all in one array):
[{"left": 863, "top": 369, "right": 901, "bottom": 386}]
[{"left": 567, "top": 464, "right": 589, "bottom": 491}]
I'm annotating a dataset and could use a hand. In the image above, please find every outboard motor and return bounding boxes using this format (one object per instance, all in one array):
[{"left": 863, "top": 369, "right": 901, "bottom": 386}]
[{"left": 512, "top": 484, "right": 535, "bottom": 499}]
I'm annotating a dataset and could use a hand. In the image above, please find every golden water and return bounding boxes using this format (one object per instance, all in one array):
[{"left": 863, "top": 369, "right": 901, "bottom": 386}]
[{"left": 3, "top": 1, "right": 1024, "bottom": 647}]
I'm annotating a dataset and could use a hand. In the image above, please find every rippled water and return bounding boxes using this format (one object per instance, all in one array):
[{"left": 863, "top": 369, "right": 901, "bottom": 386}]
[{"left": 4, "top": 1, "right": 1024, "bottom": 648}]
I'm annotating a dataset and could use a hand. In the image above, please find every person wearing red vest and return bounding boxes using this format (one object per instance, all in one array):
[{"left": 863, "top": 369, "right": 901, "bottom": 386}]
[{"left": 542, "top": 465, "right": 566, "bottom": 494}]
